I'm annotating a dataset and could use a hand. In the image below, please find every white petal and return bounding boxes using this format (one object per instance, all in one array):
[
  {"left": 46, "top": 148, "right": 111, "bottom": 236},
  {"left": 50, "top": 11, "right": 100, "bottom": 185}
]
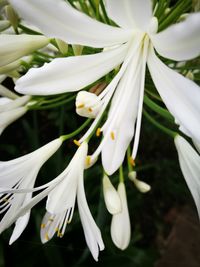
[
  {"left": 104, "top": 0, "right": 152, "bottom": 30},
  {"left": 111, "top": 182, "right": 131, "bottom": 250},
  {"left": 9, "top": 0, "right": 131, "bottom": 48},
  {"left": 0, "top": 84, "right": 18, "bottom": 99},
  {"left": 151, "top": 13, "right": 200, "bottom": 61},
  {"left": 174, "top": 135, "right": 200, "bottom": 217},
  {"left": 0, "top": 95, "right": 30, "bottom": 112},
  {"left": 102, "top": 50, "right": 141, "bottom": 175},
  {"left": 0, "top": 34, "right": 49, "bottom": 67},
  {"left": 77, "top": 171, "right": 104, "bottom": 261},
  {"left": 9, "top": 211, "right": 30, "bottom": 245},
  {"left": 15, "top": 43, "right": 129, "bottom": 95},
  {"left": 0, "top": 107, "right": 27, "bottom": 135},
  {"left": 102, "top": 175, "right": 121, "bottom": 214},
  {"left": 148, "top": 46, "right": 200, "bottom": 143}
]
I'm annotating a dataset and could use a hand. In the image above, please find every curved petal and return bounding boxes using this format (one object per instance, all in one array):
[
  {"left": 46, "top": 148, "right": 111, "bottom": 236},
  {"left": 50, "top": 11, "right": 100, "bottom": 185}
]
[
  {"left": 0, "top": 34, "right": 49, "bottom": 67},
  {"left": 77, "top": 173, "right": 104, "bottom": 261},
  {"left": 111, "top": 182, "right": 131, "bottom": 250},
  {"left": 151, "top": 13, "right": 200, "bottom": 61},
  {"left": 0, "top": 95, "right": 30, "bottom": 113},
  {"left": 148, "top": 46, "right": 200, "bottom": 143},
  {"left": 175, "top": 135, "right": 200, "bottom": 217},
  {"left": 15, "top": 43, "right": 129, "bottom": 95},
  {"left": 9, "top": 0, "right": 131, "bottom": 48},
  {"left": 104, "top": 0, "right": 152, "bottom": 30},
  {"left": 102, "top": 49, "right": 142, "bottom": 175}
]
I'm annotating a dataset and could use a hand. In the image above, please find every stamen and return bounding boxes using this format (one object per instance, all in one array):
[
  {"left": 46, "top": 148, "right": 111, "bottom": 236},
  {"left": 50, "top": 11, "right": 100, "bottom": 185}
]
[
  {"left": 88, "top": 107, "right": 93, "bottom": 112},
  {"left": 45, "top": 233, "right": 50, "bottom": 241},
  {"left": 77, "top": 103, "right": 85, "bottom": 108},
  {"left": 41, "top": 223, "right": 46, "bottom": 229},
  {"left": 96, "top": 128, "right": 101, "bottom": 137},
  {"left": 110, "top": 131, "right": 115, "bottom": 140},
  {"left": 73, "top": 139, "right": 81, "bottom": 147},
  {"left": 85, "top": 156, "right": 91, "bottom": 166},
  {"left": 129, "top": 157, "right": 135, "bottom": 166}
]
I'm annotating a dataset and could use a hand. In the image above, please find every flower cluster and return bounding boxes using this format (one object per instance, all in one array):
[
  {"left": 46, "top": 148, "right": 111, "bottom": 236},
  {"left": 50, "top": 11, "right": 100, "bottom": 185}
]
[{"left": 0, "top": 0, "right": 200, "bottom": 261}]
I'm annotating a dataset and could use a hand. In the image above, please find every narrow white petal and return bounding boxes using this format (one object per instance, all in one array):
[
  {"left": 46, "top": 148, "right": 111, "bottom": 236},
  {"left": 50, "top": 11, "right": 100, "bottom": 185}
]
[
  {"left": 0, "top": 34, "right": 49, "bottom": 67},
  {"left": 0, "top": 84, "right": 18, "bottom": 100},
  {"left": 0, "top": 95, "right": 30, "bottom": 113},
  {"left": 102, "top": 175, "right": 121, "bottom": 214},
  {"left": 15, "top": 43, "right": 129, "bottom": 95},
  {"left": 9, "top": 0, "right": 131, "bottom": 48},
  {"left": 111, "top": 182, "right": 131, "bottom": 250},
  {"left": 0, "top": 107, "right": 27, "bottom": 135},
  {"left": 9, "top": 210, "right": 30, "bottom": 245},
  {"left": 101, "top": 48, "right": 142, "bottom": 175},
  {"left": 151, "top": 13, "right": 200, "bottom": 60},
  {"left": 77, "top": 172, "right": 104, "bottom": 261},
  {"left": 148, "top": 46, "right": 200, "bottom": 143},
  {"left": 104, "top": 0, "right": 152, "bottom": 30},
  {"left": 175, "top": 135, "right": 200, "bottom": 217}
]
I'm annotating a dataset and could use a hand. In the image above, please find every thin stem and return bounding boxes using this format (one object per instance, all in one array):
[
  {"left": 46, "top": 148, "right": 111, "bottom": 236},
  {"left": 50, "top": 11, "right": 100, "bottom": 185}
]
[
  {"left": 119, "top": 166, "right": 124, "bottom": 183},
  {"left": 60, "top": 119, "right": 92, "bottom": 142},
  {"left": 143, "top": 109, "right": 177, "bottom": 138}
]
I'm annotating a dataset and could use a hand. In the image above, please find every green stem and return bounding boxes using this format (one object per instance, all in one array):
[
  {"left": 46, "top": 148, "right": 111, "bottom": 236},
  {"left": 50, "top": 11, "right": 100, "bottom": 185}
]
[
  {"left": 60, "top": 118, "right": 91, "bottom": 142},
  {"left": 119, "top": 166, "right": 124, "bottom": 183},
  {"left": 127, "top": 146, "right": 133, "bottom": 172},
  {"left": 144, "top": 94, "right": 174, "bottom": 121},
  {"left": 143, "top": 109, "right": 177, "bottom": 138}
]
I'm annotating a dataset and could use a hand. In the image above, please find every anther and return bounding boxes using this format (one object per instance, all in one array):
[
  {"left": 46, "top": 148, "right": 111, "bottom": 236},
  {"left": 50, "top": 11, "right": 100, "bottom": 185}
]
[
  {"left": 45, "top": 233, "right": 50, "bottom": 241},
  {"left": 96, "top": 128, "right": 101, "bottom": 137},
  {"left": 110, "top": 131, "right": 115, "bottom": 140},
  {"left": 129, "top": 157, "right": 135, "bottom": 166},
  {"left": 73, "top": 139, "right": 81, "bottom": 147},
  {"left": 77, "top": 103, "right": 85, "bottom": 108},
  {"left": 85, "top": 156, "right": 91, "bottom": 166},
  {"left": 41, "top": 223, "right": 46, "bottom": 229}
]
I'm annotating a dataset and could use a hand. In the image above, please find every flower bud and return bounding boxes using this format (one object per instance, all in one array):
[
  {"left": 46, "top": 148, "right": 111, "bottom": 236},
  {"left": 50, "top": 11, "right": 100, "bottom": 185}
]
[
  {"left": 0, "top": 20, "right": 10, "bottom": 31},
  {"left": 76, "top": 91, "right": 101, "bottom": 118},
  {"left": 111, "top": 182, "right": 131, "bottom": 250},
  {"left": 72, "top": 44, "right": 83, "bottom": 56},
  {"left": 128, "top": 171, "right": 151, "bottom": 193},
  {"left": 55, "top": 38, "right": 68, "bottom": 55},
  {"left": 5, "top": 5, "right": 19, "bottom": 31},
  {"left": 103, "top": 175, "right": 121, "bottom": 214}
]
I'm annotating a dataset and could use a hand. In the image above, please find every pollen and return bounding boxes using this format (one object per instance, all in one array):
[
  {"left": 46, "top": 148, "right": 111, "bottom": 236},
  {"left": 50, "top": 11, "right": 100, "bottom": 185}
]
[
  {"left": 45, "top": 233, "right": 50, "bottom": 241},
  {"left": 41, "top": 223, "right": 46, "bottom": 229},
  {"left": 85, "top": 156, "right": 91, "bottom": 166},
  {"left": 88, "top": 107, "right": 93, "bottom": 112},
  {"left": 129, "top": 157, "right": 135, "bottom": 166},
  {"left": 110, "top": 131, "right": 115, "bottom": 140},
  {"left": 77, "top": 103, "right": 85, "bottom": 108},
  {"left": 96, "top": 127, "right": 101, "bottom": 137},
  {"left": 73, "top": 139, "right": 81, "bottom": 147}
]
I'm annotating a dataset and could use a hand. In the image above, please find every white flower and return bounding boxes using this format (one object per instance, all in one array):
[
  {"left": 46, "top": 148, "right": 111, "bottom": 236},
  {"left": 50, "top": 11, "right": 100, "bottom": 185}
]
[
  {"left": 10, "top": 0, "right": 200, "bottom": 175},
  {"left": 128, "top": 171, "right": 151, "bottom": 193},
  {"left": 174, "top": 135, "right": 200, "bottom": 218},
  {"left": 0, "top": 34, "right": 49, "bottom": 67},
  {"left": 76, "top": 91, "right": 102, "bottom": 119},
  {"left": 102, "top": 174, "right": 121, "bottom": 214},
  {"left": 0, "top": 142, "right": 104, "bottom": 261},
  {"left": 111, "top": 182, "right": 131, "bottom": 250},
  {"left": 0, "top": 95, "right": 30, "bottom": 135},
  {"left": 0, "top": 138, "right": 62, "bottom": 244}
]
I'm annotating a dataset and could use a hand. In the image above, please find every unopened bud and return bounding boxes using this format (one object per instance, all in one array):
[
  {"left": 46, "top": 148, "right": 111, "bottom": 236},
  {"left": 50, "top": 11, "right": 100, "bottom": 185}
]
[
  {"left": 128, "top": 171, "right": 151, "bottom": 193},
  {"left": 103, "top": 175, "right": 121, "bottom": 214},
  {"left": 55, "top": 38, "right": 68, "bottom": 55},
  {"left": 76, "top": 91, "right": 101, "bottom": 118},
  {"left": 72, "top": 44, "right": 83, "bottom": 56},
  {"left": 5, "top": 5, "right": 19, "bottom": 31}
]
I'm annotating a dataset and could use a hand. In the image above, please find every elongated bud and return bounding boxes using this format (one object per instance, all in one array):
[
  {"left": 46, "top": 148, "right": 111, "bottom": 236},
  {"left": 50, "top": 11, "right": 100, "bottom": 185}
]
[
  {"left": 55, "top": 38, "right": 68, "bottom": 55},
  {"left": 5, "top": 5, "right": 19, "bottom": 31},
  {"left": 0, "top": 84, "right": 18, "bottom": 99},
  {"left": 0, "top": 34, "right": 50, "bottom": 67},
  {"left": 111, "top": 182, "right": 131, "bottom": 250},
  {"left": 0, "top": 20, "right": 10, "bottom": 31},
  {"left": 128, "top": 171, "right": 151, "bottom": 193},
  {"left": 103, "top": 175, "right": 121, "bottom": 214},
  {"left": 76, "top": 91, "right": 101, "bottom": 118},
  {"left": 72, "top": 44, "right": 83, "bottom": 56}
]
